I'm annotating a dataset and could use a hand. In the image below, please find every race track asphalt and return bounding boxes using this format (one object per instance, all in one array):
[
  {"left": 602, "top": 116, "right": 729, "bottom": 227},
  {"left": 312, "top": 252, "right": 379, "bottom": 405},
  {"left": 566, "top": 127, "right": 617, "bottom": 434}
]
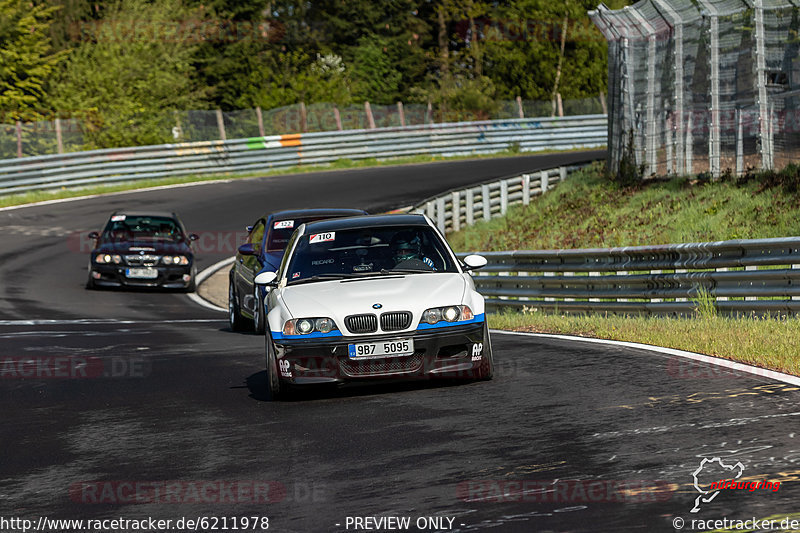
[{"left": 2, "top": 151, "right": 799, "bottom": 532}]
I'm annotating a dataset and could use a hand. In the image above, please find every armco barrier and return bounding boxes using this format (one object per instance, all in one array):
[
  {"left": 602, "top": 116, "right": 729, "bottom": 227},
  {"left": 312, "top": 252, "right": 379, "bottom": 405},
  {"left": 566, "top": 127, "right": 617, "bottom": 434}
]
[
  {"left": 455, "top": 239, "right": 800, "bottom": 316},
  {"left": 415, "top": 166, "right": 800, "bottom": 316},
  {"left": 412, "top": 164, "right": 586, "bottom": 234},
  {"left": 0, "top": 115, "right": 606, "bottom": 195}
]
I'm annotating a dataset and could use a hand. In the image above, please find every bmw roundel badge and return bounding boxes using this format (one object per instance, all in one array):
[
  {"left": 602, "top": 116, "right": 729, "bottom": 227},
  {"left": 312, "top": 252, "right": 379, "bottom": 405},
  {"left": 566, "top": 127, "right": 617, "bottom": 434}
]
[{"left": 372, "top": 303, "right": 382, "bottom": 309}]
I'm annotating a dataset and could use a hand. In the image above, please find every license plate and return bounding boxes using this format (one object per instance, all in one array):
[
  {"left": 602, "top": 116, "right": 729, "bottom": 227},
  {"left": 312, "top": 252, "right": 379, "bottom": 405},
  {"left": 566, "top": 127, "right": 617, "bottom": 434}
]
[
  {"left": 125, "top": 268, "right": 158, "bottom": 279},
  {"left": 348, "top": 339, "right": 414, "bottom": 359}
]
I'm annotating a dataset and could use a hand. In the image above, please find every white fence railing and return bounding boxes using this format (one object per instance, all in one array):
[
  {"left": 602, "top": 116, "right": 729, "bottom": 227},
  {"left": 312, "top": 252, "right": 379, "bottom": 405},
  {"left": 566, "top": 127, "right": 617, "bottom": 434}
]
[{"left": 413, "top": 164, "right": 587, "bottom": 234}]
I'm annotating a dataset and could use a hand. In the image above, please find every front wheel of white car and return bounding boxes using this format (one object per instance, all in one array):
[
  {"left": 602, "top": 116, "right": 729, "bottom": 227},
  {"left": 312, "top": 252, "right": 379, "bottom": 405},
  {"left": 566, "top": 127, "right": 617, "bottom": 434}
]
[{"left": 476, "top": 321, "right": 494, "bottom": 380}]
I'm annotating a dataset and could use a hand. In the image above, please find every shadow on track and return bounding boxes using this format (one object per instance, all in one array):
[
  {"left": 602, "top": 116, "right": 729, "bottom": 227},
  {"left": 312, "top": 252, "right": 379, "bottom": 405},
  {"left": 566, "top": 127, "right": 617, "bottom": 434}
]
[{"left": 243, "top": 370, "right": 470, "bottom": 402}]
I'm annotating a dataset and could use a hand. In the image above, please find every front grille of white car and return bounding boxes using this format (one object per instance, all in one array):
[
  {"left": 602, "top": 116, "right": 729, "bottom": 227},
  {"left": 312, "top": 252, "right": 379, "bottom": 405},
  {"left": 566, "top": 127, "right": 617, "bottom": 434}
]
[
  {"left": 345, "top": 314, "right": 378, "bottom": 334},
  {"left": 380, "top": 311, "right": 412, "bottom": 331}
]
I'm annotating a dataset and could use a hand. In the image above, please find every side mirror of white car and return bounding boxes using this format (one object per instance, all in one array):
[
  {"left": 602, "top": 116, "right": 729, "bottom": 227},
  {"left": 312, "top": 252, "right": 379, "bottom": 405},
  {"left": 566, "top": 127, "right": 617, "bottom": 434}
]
[
  {"left": 462, "top": 254, "right": 488, "bottom": 271},
  {"left": 254, "top": 271, "right": 278, "bottom": 286}
]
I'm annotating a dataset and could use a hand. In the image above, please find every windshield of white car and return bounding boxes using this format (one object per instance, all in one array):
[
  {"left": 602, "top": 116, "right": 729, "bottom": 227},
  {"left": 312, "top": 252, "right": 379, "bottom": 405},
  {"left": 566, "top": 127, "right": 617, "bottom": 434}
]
[{"left": 285, "top": 225, "right": 458, "bottom": 284}]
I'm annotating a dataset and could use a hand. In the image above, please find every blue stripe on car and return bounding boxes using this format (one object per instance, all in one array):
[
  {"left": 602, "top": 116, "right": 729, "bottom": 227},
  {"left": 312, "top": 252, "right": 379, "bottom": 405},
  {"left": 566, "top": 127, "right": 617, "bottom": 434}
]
[
  {"left": 272, "top": 313, "right": 485, "bottom": 338},
  {"left": 272, "top": 330, "right": 343, "bottom": 340}
]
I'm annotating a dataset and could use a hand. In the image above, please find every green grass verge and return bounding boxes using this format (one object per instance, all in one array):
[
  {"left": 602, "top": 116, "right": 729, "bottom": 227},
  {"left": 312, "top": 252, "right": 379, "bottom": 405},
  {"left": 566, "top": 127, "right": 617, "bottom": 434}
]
[
  {"left": 448, "top": 161, "right": 800, "bottom": 251},
  {"left": 448, "top": 162, "right": 800, "bottom": 376},
  {"left": 489, "top": 309, "right": 800, "bottom": 376},
  {"left": 0, "top": 147, "right": 590, "bottom": 209}
]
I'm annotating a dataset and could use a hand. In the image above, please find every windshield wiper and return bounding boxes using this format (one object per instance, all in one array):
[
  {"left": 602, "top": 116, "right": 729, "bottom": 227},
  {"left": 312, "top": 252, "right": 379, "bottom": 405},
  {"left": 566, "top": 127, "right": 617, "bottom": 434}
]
[
  {"left": 379, "top": 268, "right": 436, "bottom": 275},
  {"left": 288, "top": 273, "right": 364, "bottom": 285}
]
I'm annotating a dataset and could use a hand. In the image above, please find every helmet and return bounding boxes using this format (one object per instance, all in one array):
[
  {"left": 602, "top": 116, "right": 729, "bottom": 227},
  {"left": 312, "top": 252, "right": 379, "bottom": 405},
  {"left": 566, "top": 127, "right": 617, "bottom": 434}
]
[{"left": 391, "top": 230, "right": 421, "bottom": 263}]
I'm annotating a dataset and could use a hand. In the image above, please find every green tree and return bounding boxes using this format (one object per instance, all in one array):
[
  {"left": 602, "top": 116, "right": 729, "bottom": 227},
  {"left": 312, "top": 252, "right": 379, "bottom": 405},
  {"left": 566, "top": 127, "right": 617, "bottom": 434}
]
[
  {"left": 304, "top": 0, "right": 430, "bottom": 100},
  {"left": 46, "top": 0, "right": 98, "bottom": 51},
  {"left": 0, "top": 0, "right": 63, "bottom": 120},
  {"left": 350, "top": 36, "right": 402, "bottom": 104},
  {"left": 52, "top": 0, "right": 207, "bottom": 147},
  {"left": 245, "top": 50, "right": 350, "bottom": 110},
  {"left": 188, "top": 0, "right": 279, "bottom": 109}
]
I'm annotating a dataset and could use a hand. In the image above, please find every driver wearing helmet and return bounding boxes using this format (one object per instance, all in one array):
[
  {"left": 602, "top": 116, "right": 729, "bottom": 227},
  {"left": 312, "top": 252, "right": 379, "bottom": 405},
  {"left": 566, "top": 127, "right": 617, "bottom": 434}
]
[{"left": 390, "top": 230, "right": 436, "bottom": 270}]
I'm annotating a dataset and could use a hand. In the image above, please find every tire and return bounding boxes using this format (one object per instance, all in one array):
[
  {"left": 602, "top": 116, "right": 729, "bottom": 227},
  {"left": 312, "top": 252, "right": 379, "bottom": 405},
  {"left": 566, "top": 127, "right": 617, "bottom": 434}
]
[
  {"left": 253, "top": 287, "right": 265, "bottom": 335},
  {"left": 183, "top": 267, "right": 197, "bottom": 293},
  {"left": 475, "top": 321, "right": 494, "bottom": 381},
  {"left": 265, "top": 333, "right": 286, "bottom": 400},
  {"left": 228, "top": 278, "right": 247, "bottom": 331},
  {"left": 85, "top": 276, "right": 96, "bottom": 290}
]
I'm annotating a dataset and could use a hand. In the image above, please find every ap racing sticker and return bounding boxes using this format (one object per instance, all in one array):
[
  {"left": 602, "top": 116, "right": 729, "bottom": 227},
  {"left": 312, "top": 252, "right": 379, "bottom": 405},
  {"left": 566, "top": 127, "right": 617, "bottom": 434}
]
[
  {"left": 279, "top": 359, "right": 292, "bottom": 378},
  {"left": 274, "top": 220, "right": 294, "bottom": 229},
  {"left": 309, "top": 232, "right": 335, "bottom": 244},
  {"left": 471, "top": 343, "right": 483, "bottom": 361}
]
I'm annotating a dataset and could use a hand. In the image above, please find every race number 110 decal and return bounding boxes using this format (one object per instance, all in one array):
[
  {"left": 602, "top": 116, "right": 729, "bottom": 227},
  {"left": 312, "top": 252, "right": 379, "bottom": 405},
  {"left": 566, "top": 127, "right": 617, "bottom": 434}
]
[{"left": 310, "top": 232, "right": 335, "bottom": 244}]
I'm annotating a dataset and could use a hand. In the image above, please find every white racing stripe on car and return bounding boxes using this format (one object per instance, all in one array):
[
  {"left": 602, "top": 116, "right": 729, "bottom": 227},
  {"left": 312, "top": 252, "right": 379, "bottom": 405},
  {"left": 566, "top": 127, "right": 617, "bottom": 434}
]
[
  {"left": 185, "top": 256, "right": 235, "bottom": 313},
  {"left": 494, "top": 330, "right": 800, "bottom": 387}
]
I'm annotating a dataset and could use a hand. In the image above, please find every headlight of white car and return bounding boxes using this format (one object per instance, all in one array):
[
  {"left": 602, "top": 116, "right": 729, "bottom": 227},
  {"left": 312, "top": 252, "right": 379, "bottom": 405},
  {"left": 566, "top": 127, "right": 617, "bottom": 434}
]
[
  {"left": 421, "top": 305, "right": 474, "bottom": 324},
  {"left": 283, "top": 317, "right": 339, "bottom": 335}
]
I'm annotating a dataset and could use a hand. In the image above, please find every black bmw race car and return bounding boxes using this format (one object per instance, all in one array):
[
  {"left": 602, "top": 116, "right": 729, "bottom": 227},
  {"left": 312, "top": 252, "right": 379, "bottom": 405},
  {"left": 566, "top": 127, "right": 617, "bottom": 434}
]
[{"left": 86, "top": 211, "right": 198, "bottom": 291}]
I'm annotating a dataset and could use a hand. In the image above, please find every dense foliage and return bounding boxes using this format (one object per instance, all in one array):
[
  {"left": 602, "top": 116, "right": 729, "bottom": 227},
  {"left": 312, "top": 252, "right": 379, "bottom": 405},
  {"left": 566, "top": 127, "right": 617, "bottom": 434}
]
[{"left": 1, "top": 0, "right": 629, "bottom": 147}]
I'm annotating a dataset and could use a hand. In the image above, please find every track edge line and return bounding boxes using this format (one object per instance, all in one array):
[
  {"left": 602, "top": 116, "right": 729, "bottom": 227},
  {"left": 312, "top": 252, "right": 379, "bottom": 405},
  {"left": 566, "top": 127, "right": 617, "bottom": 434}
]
[
  {"left": 491, "top": 329, "right": 800, "bottom": 386},
  {"left": 185, "top": 256, "right": 235, "bottom": 313}
]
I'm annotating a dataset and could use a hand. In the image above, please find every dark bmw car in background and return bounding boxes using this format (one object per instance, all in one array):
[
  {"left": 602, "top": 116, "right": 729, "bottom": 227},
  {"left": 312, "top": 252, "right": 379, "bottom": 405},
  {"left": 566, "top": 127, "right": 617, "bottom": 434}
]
[
  {"left": 86, "top": 211, "right": 198, "bottom": 291},
  {"left": 229, "top": 208, "right": 367, "bottom": 333}
]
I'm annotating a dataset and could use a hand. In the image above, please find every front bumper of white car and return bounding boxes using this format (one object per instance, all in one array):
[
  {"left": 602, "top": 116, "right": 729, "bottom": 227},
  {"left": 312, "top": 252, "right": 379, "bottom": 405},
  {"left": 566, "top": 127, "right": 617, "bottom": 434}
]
[{"left": 269, "top": 320, "right": 487, "bottom": 384}]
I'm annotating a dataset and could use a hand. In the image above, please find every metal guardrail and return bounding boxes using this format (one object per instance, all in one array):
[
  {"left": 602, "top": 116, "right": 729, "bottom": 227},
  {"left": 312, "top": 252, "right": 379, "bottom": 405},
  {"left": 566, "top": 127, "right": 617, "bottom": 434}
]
[
  {"left": 0, "top": 114, "right": 607, "bottom": 195},
  {"left": 413, "top": 162, "right": 800, "bottom": 315},
  {"left": 455, "top": 238, "right": 800, "bottom": 316},
  {"left": 413, "top": 164, "right": 588, "bottom": 234}
]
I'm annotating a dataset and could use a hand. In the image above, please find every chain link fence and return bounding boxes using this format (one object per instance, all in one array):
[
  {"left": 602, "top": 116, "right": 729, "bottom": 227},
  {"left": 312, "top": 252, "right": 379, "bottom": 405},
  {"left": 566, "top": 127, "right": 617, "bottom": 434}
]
[
  {"left": 591, "top": 0, "right": 800, "bottom": 178},
  {"left": 0, "top": 97, "right": 606, "bottom": 160}
]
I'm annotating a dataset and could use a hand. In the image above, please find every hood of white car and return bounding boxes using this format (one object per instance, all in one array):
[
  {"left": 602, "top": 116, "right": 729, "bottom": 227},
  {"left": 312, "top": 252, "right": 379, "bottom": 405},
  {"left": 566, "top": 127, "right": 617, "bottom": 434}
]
[{"left": 279, "top": 273, "right": 467, "bottom": 327}]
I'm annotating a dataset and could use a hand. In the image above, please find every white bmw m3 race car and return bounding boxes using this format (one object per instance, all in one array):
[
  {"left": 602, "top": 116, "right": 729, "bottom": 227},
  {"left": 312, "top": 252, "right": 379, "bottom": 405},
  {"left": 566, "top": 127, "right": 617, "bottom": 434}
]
[{"left": 254, "top": 213, "right": 493, "bottom": 399}]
